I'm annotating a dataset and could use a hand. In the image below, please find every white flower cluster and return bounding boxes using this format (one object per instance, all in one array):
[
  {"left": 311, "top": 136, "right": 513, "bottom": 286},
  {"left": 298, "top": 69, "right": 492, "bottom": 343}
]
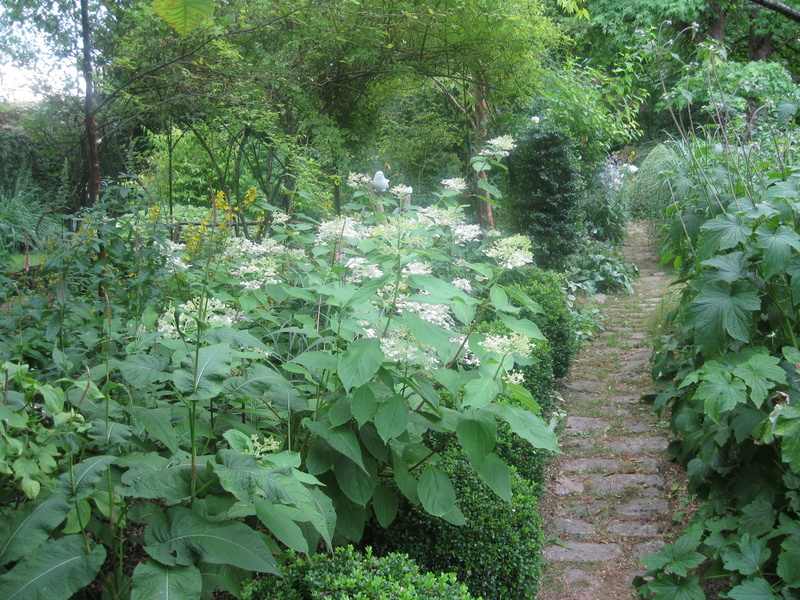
[
  {"left": 380, "top": 327, "right": 440, "bottom": 369},
  {"left": 162, "top": 240, "right": 189, "bottom": 270},
  {"left": 416, "top": 206, "right": 460, "bottom": 227},
  {"left": 316, "top": 217, "right": 365, "bottom": 244},
  {"left": 271, "top": 211, "right": 291, "bottom": 226},
  {"left": 391, "top": 184, "right": 413, "bottom": 199},
  {"left": 396, "top": 299, "right": 456, "bottom": 330},
  {"left": 346, "top": 257, "right": 384, "bottom": 283},
  {"left": 481, "top": 135, "right": 517, "bottom": 157},
  {"left": 484, "top": 234, "right": 534, "bottom": 269},
  {"left": 222, "top": 236, "right": 269, "bottom": 261},
  {"left": 451, "top": 222, "right": 482, "bottom": 246},
  {"left": 451, "top": 278, "right": 473, "bottom": 293},
  {"left": 479, "top": 331, "right": 534, "bottom": 358},
  {"left": 347, "top": 172, "right": 372, "bottom": 188},
  {"left": 441, "top": 177, "right": 468, "bottom": 193},
  {"left": 157, "top": 297, "right": 245, "bottom": 338},
  {"left": 450, "top": 336, "right": 480, "bottom": 366},
  {"left": 402, "top": 261, "right": 433, "bottom": 276},
  {"left": 505, "top": 370, "right": 525, "bottom": 385},
  {"left": 232, "top": 257, "right": 282, "bottom": 289}
]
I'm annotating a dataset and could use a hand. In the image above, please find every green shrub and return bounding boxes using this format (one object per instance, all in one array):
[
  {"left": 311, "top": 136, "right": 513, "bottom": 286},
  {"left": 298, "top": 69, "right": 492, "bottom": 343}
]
[
  {"left": 241, "top": 546, "right": 478, "bottom": 600},
  {"left": 627, "top": 143, "right": 679, "bottom": 224},
  {"left": 498, "top": 265, "right": 579, "bottom": 380},
  {"left": 568, "top": 240, "right": 638, "bottom": 295},
  {"left": 370, "top": 450, "right": 544, "bottom": 600},
  {"left": 502, "top": 121, "right": 586, "bottom": 270}
]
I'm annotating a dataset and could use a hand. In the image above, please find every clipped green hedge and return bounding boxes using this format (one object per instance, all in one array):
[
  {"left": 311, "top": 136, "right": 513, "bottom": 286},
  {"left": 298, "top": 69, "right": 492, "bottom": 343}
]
[
  {"left": 503, "top": 121, "right": 587, "bottom": 270},
  {"left": 498, "top": 265, "right": 579, "bottom": 379},
  {"left": 241, "top": 546, "right": 478, "bottom": 600},
  {"left": 370, "top": 450, "right": 544, "bottom": 600}
]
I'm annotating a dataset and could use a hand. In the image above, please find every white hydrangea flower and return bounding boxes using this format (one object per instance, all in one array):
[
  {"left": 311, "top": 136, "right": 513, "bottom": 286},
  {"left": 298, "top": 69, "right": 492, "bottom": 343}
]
[
  {"left": 479, "top": 332, "right": 534, "bottom": 358},
  {"left": 452, "top": 222, "right": 482, "bottom": 245},
  {"left": 402, "top": 261, "right": 433, "bottom": 276},
  {"left": 380, "top": 327, "right": 440, "bottom": 369},
  {"left": 232, "top": 256, "right": 282, "bottom": 288},
  {"left": 271, "top": 211, "right": 291, "bottom": 225},
  {"left": 316, "top": 217, "right": 363, "bottom": 244},
  {"left": 391, "top": 184, "right": 413, "bottom": 199},
  {"left": 484, "top": 234, "right": 534, "bottom": 269},
  {"left": 346, "top": 257, "right": 384, "bottom": 283},
  {"left": 505, "top": 370, "right": 525, "bottom": 385},
  {"left": 347, "top": 172, "right": 372, "bottom": 188},
  {"left": 157, "top": 297, "right": 246, "bottom": 338},
  {"left": 486, "top": 135, "right": 517, "bottom": 153},
  {"left": 416, "top": 206, "right": 460, "bottom": 227},
  {"left": 396, "top": 299, "right": 456, "bottom": 330},
  {"left": 531, "top": 116, "right": 540, "bottom": 124},
  {"left": 450, "top": 336, "right": 481, "bottom": 366},
  {"left": 441, "top": 177, "right": 468, "bottom": 193},
  {"left": 221, "top": 236, "right": 269, "bottom": 261},
  {"left": 452, "top": 278, "right": 473, "bottom": 293}
]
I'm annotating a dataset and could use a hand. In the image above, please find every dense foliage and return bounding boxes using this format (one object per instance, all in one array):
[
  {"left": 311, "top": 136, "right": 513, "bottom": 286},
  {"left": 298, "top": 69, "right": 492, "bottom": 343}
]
[
  {"left": 632, "top": 33, "right": 800, "bottom": 600},
  {"left": 242, "top": 546, "right": 477, "bottom": 600},
  {"left": 368, "top": 449, "right": 544, "bottom": 600}
]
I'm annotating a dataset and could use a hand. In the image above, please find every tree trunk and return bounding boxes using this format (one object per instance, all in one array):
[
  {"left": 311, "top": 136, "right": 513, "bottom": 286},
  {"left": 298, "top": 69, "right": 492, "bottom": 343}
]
[
  {"left": 748, "top": 9, "right": 773, "bottom": 61},
  {"left": 474, "top": 80, "right": 495, "bottom": 229},
  {"left": 708, "top": 1, "right": 725, "bottom": 43},
  {"left": 81, "top": 0, "right": 100, "bottom": 205}
]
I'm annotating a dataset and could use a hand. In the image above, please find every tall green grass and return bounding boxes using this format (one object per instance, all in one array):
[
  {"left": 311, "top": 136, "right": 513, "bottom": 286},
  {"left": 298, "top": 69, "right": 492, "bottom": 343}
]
[{"left": 0, "top": 173, "right": 62, "bottom": 253}]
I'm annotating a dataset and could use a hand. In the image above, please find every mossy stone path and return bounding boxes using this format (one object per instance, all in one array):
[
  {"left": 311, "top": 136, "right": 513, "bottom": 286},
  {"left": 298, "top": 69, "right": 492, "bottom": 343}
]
[{"left": 537, "top": 223, "right": 688, "bottom": 600}]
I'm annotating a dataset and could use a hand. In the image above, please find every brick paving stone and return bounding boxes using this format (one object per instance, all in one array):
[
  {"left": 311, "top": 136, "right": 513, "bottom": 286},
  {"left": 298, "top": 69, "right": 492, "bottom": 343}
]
[
  {"left": 543, "top": 542, "right": 624, "bottom": 562},
  {"left": 586, "top": 473, "right": 664, "bottom": 496},
  {"left": 615, "top": 498, "right": 670, "bottom": 517},
  {"left": 555, "top": 518, "right": 596, "bottom": 536}
]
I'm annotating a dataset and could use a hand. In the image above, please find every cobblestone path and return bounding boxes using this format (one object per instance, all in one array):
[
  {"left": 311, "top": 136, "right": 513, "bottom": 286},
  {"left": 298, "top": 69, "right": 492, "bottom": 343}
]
[{"left": 536, "top": 223, "right": 688, "bottom": 600}]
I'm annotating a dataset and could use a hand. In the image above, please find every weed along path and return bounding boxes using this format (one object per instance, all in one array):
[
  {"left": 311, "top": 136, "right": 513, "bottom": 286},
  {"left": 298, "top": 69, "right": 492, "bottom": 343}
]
[{"left": 536, "top": 222, "right": 688, "bottom": 600}]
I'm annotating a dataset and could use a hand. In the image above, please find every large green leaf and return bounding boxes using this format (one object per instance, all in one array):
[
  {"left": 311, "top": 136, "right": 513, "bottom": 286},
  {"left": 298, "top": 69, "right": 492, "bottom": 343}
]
[
  {"left": 456, "top": 408, "right": 497, "bottom": 463},
  {"left": 0, "top": 535, "right": 105, "bottom": 600},
  {"left": 334, "top": 453, "right": 377, "bottom": 505},
  {"left": 338, "top": 338, "right": 384, "bottom": 392},
  {"left": 755, "top": 224, "right": 800, "bottom": 279},
  {"left": 462, "top": 377, "right": 500, "bottom": 409},
  {"left": 374, "top": 395, "right": 409, "bottom": 442},
  {"left": 732, "top": 353, "right": 786, "bottom": 408},
  {"left": 647, "top": 573, "right": 704, "bottom": 600},
  {"left": 214, "top": 450, "right": 307, "bottom": 504},
  {"left": 253, "top": 498, "right": 309, "bottom": 554},
  {"left": 721, "top": 533, "right": 771, "bottom": 576},
  {"left": 351, "top": 384, "right": 378, "bottom": 427},
  {"left": 0, "top": 492, "right": 72, "bottom": 565},
  {"left": 127, "top": 406, "right": 180, "bottom": 454},
  {"left": 700, "top": 251, "right": 751, "bottom": 284},
  {"left": 119, "top": 455, "right": 195, "bottom": 502},
  {"left": 172, "top": 343, "right": 232, "bottom": 400},
  {"left": 642, "top": 530, "right": 705, "bottom": 576},
  {"left": 472, "top": 453, "right": 511, "bottom": 502},
  {"left": 144, "top": 506, "right": 278, "bottom": 573},
  {"left": 694, "top": 371, "right": 747, "bottom": 423},
  {"left": 417, "top": 465, "right": 455, "bottom": 517},
  {"left": 118, "top": 354, "right": 169, "bottom": 389},
  {"left": 777, "top": 550, "right": 800, "bottom": 588},
  {"left": 222, "top": 364, "right": 288, "bottom": 398},
  {"left": 405, "top": 275, "right": 477, "bottom": 305},
  {"left": 153, "top": 0, "right": 214, "bottom": 36},
  {"left": 687, "top": 280, "right": 760, "bottom": 357},
  {"left": 305, "top": 422, "right": 366, "bottom": 471},
  {"left": 727, "top": 577, "right": 777, "bottom": 600},
  {"left": 57, "top": 455, "right": 116, "bottom": 502},
  {"left": 698, "top": 213, "right": 751, "bottom": 259},
  {"left": 486, "top": 403, "right": 559, "bottom": 451},
  {"left": 372, "top": 484, "right": 399, "bottom": 528},
  {"left": 132, "top": 560, "right": 202, "bottom": 600}
]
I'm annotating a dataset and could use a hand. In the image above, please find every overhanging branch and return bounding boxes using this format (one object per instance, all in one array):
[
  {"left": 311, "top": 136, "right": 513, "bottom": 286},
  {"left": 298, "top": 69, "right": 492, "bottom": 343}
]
[{"left": 747, "top": 0, "right": 800, "bottom": 24}]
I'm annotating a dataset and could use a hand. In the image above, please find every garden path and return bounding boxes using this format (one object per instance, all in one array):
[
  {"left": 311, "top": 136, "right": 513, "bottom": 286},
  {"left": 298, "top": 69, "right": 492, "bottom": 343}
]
[{"left": 536, "top": 222, "right": 688, "bottom": 600}]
